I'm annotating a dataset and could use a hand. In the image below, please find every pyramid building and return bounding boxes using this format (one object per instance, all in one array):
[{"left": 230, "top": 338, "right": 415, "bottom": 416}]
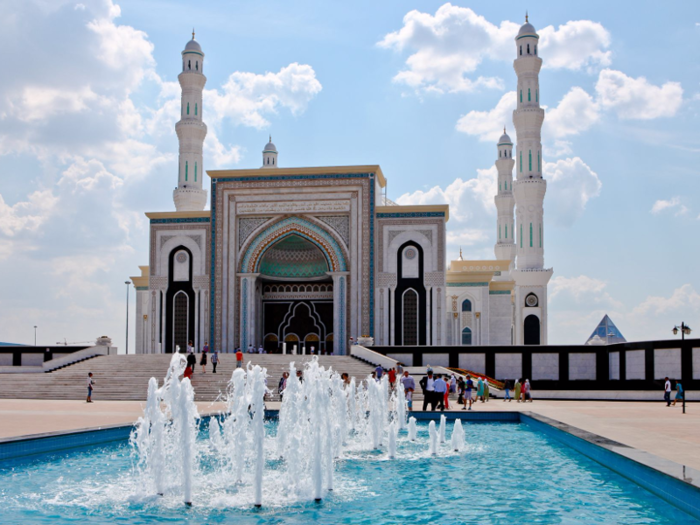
[{"left": 586, "top": 315, "right": 627, "bottom": 345}]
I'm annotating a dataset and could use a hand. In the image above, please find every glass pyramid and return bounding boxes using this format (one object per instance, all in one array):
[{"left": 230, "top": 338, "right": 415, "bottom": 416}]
[{"left": 586, "top": 315, "right": 626, "bottom": 345}]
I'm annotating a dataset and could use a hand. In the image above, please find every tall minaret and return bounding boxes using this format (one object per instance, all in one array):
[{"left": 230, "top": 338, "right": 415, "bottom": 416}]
[
  {"left": 173, "top": 31, "right": 207, "bottom": 212},
  {"left": 494, "top": 127, "right": 515, "bottom": 267},
  {"left": 511, "top": 14, "right": 553, "bottom": 345}
]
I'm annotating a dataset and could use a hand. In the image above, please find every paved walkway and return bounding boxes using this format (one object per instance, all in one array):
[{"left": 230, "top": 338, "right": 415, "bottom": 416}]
[{"left": 2, "top": 398, "right": 698, "bottom": 471}]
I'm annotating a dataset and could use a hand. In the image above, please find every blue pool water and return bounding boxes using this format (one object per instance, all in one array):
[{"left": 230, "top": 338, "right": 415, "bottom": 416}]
[{"left": 0, "top": 420, "right": 697, "bottom": 525}]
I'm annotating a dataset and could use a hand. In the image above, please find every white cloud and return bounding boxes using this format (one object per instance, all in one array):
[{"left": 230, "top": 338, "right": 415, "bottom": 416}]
[
  {"left": 0, "top": 190, "right": 58, "bottom": 238},
  {"left": 650, "top": 196, "right": 688, "bottom": 216},
  {"left": 456, "top": 91, "right": 515, "bottom": 142},
  {"left": 633, "top": 284, "right": 700, "bottom": 316},
  {"left": 545, "top": 157, "right": 602, "bottom": 227},
  {"left": 595, "top": 69, "right": 683, "bottom": 119},
  {"left": 379, "top": 4, "right": 612, "bottom": 94},
  {"left": 544, "top": 87, "right": 600, "bottom": 138},
  {"left": 207, "top": 63, "right": 322, "bottom": 129}
]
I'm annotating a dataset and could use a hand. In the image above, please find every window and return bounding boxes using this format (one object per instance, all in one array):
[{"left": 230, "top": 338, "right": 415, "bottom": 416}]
[
  {"left": 519, "top": 45, "right": 522, "bottom": 56},
  {"left": 499, "top": 150, "right": 501, "bottom": 158},
  {"left": 195, "top": 61, "right": 198, "bottom": 71},
  {"left": 536, "top": 89, "right": 538, "bottom": 103},
  {"left": 499, "top": 225, "right": 501, "bottom": 239},
  {"left": 534, "top": 45, "right": 537, "bottom": 55},
  {"left": 273, "top": 158, "right": 275, "bottom": 165},
  {"left": 520, "top": 224, "right": 523, "bottom": 248},
  {"left": 187, "top": 103, "right": 189, "bottom": 115},
  {"left": 195, "top": 103, "right": 197, "bottom": 116},
  {"left": 505, "top": 225, "right": 508, "bottom": 239},
  {"left": 538, "top": 151, "right": 540, "bottom": 172},
  {"left": 185, "top": 161, "right": 188, "bottom": 181},
  {"left": 462, "top": 327, "right": 472, "bottom": 345},
  {"left": 499, "top": 182, "right": 501, "bottom": 191},
  {"left": 527, "top": 43, "right": 530, "bottom": 54},
  {"left": 461, "top": 299, "right": 472, "bottom": 312},
  {"left": 528, "top": 88, "right": 531, "bottom": 101},
  {"left": 188, "top": 60, "right": 191, "bottom": 70},
  {"left": 530, "top": 222, "right": 533, "bottom": 247},
  {"left": 539, "top": 224, "right": 542, "bottom": 248},
  {"left": 520, "top": 90, "right": 522, "bottom": 103},
  {"left": 194, "top": 162, "right": 197, "bottom": 182},
  {"left": 529, "top": 150, "right": 532, "bottom": 171},
  {"left": 519, "top": 151, "right": 522, "bottom": 172},
  {"left": 402, "top": 289, "right": 418, "bottom": 345}
]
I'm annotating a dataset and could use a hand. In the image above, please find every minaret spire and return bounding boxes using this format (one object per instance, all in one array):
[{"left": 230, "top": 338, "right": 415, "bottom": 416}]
[{"left": 494, "top": 125, "right": 515, "bottom": 267}]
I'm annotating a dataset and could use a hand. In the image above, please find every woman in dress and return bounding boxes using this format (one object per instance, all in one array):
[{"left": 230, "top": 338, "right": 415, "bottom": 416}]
[
  {"left": 200, "top": 349, "right": 207, "bottom": 373},
  {"left": 514, "top": 378, "right": 522, "bottom": 403},
  {"left": 477, "top": 377, "right": 484, "bottom": 403}
]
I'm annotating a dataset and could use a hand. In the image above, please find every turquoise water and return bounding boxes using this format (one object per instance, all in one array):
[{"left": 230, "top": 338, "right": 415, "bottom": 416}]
[{"left": 0, "top": 420, "right": 696, "bottom": 525}]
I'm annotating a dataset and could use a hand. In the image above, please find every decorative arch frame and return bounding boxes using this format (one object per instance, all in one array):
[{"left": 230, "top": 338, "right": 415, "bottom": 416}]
[{"left": 239, "top": 216, "right": 347, "bottom": 274}]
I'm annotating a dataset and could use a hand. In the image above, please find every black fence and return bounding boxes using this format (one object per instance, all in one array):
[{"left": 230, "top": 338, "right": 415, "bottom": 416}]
[{"left": 369, "top": 338, "right": 699, "bottom": 391}]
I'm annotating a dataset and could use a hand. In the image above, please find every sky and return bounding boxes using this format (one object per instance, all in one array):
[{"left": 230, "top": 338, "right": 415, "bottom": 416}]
[{"left": 1, "top": 0, "right": 699, "bottom": 351}]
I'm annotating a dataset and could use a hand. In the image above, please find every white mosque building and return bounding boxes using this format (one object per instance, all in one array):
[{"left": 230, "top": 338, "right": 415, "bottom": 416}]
[{"left": 130, "top": 16, "right": 552, "bottom": 353}]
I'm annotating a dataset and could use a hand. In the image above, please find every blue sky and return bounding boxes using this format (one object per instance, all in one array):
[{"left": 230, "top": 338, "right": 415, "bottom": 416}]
[{"left": 0, "top": 0, "right": 698, "bottom": 350}]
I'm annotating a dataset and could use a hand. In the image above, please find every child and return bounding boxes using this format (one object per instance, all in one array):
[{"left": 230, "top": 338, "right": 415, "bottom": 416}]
[{"left": 86, "top": 372, "right": 95, "bottom": 403}]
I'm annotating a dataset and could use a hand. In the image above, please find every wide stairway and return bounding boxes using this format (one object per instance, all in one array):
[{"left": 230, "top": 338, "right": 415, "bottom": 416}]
[{"left": 0, "top": 354, "right": 375, "bottom": 402}]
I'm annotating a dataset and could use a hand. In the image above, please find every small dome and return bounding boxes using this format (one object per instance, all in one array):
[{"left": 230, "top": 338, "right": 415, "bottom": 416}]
[
  {"left": 498, "top": 132, "right": 512, "bottom": 145},
  {"left": 263, "top": 137, "right": 277, "bottom": 153},
  {"left": 185, "top": 38, "right": 201, "bottom": 52},
  {"left": 518, "top": 21, "right": 537, "bottom": 38}
]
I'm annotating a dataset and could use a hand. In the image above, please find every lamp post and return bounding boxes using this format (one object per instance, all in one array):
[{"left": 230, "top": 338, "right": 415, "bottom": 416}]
[
  {"left": 672, "top": 322, "right": 692, "bottom": 341},
  {"left": 125, "top": 281, "right": 131, "bottom": 355},
  {"left": 33, "top": 325, "right": 37, "bottom": 346}
]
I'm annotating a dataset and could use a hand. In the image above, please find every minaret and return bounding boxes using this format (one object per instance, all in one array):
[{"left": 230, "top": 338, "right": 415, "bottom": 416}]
[
  {"left": 173, "top": 30, "right": 207, "bottom": 212},
  {"left": 511, "top": 14, "right": 553, "bottom": 345},
  {"left": 494, "top": 127, "right": 515, "bottom": 266},
  {"left": 261, "top": 136, "right": 278, "bottom": 168}
]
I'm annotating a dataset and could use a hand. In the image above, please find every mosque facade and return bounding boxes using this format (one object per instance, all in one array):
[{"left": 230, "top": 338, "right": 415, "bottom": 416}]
[{"left": 130, "top": 18, "right": 552, "bottom": 354}]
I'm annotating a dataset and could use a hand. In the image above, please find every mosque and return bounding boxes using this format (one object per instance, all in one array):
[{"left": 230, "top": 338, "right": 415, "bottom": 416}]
[{"left": 130, "top": 17, "right": 553, "bottom": 354}]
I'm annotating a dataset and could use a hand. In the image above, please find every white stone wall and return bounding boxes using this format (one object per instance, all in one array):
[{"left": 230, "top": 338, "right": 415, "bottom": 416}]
[
  {"left": 694, "top": 348, "right": 700, "bottom": 380},
  {"left": 459, "top": 353, "right": 485, "bottom": 375},
  {"left": 609, "top": 351, "right": 620, "bottom": 380},
  {"left": 495, "top": 353, "right": 522, "bottom": 381},
  {"left": 488, "top": 294, "right": 512, "bottom": 345},
  {"left": 426, "top": 353, "right": 450, "bottom": 368},
  {"left": 0, "top": 354, "right": 12, "bottom": 366},
  {"left": 387, "top": 353, "right": 413, "bottom": 366},
  {"left": 626, "top": 350, "right": 646, "bottom": 380},
  {"left": 654, "top": 348, "right": 681, "bottom": 380},
  {"left": 21, "top": 354, "right": 44, "bottom": 366},
  {"left": 532, "top": 352, "right": 558, "bottom": 380},
  {"left": 569, "top": 353, "right": 596, "bottom": 380}
]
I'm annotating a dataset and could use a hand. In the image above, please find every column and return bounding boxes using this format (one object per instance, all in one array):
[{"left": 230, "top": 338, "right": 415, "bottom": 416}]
[
  {"left": 238, "top": 273, "right": 260, "bottom": 352},
  {"left": 328, "top": 272, "right": 350, "bottom": 354},
  {"left": 389, "top": 285, "right": 396, "bottom": 346},
  {"left": 425, "top": 286, "right": 432, "bottom": 346}
]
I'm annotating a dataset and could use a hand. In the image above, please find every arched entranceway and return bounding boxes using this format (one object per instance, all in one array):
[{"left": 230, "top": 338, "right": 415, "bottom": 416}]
[{"left": 524, "top": 314, "right": 540, "bottom": 345}]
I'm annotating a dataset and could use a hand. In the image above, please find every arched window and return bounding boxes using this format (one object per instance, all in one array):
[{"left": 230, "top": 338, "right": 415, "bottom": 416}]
[
  {"left": 524, "top": 314, "right": 540, "bottom": 345},
  {"left": 182, "top": 60, "right": 185, "bottom": 71},
  {"left": 499, "top": 151, "right": 501, "bottom": 158},
  {"left": 188, "top": 60, "right": 191, "bottom": 70},
  {"left": 527, "top": 43, "right": 530, "bottom": 54},
  {"left": 187, "top": 103, "right": 189, "bottom": 115},
  {"left": 519, "top": 45, "right": 522, "bottom": 56},
  {"left": 272, "top": 158, "right": 275, "bottom": 165},
  {"left": 194, "top": 162, "right": 197, "bottom": 182},
  {"left": 461, "top": 299, "right": 472, "bottom": 312},
  {"left": 402, "top": 289, "right": 418, "bottom": 345},
  {"left": 528, "top": 88, "right": 531, "bottom": 101},
  {"left": 462, "top": 327, "right": 472, "bottom": 345},
  {"left": 195, "top": 103, "right": 197, "bottom": 116}
]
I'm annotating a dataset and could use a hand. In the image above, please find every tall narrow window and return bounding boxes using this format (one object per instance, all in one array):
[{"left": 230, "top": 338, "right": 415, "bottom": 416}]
[
  {"left": 185, "top": 161, "right": 188, "bottom": 181},
  {"left": 187, "top": 103, "right": 189, "bottom": 115},
  {"left": 534, "top": 45, "right": 537, "bottom": 55},
  {"left": 529, "top": 150, "right": 532, "bottom": 171},
  {"left": 462, "top": 327, "right": 472, "bottom": 345},
  {"left": 520, "top": 90, "right": 523, "bottom": 103},
  {"left": 402, "top": 289, "right": 418, "bottom": 345},
  {"left": 188, "top": 60, "right": 191, "bottom": 70},
  {"left": 520, "top": 224, "right": 523, "bottom": 248},
  {"left": 499, "top": 225, "right": 501, "bottom": 240},
  {"left": 536, "top": 89, "right": 538, "bottom": 102},
  {"left": 195, "top": 61, "right": 198, "bottom": 71},
  {"left": 539, "top": 224, "right": 542, "bottom": 247},
  {"left": 530, "top": 223, "right": 533, "bottom": 247},
  {"left": 527, "top": 43, "right": 530, "bottom": 54},
  {"left": 520, "top": 151, "right": 522, "bottom": 172},
  {"left": 520, "top": 45, "right": 522, "bottom": 56},
  {"left": 499, "top": 182, "right": 501, "bottom": 191},
  {"left": 538, "top": 151, "right": 541, "bottom": 172},
  {"left": 505, "top": 225, "right": 508, "bottom": 239},
  {"left": 195, "top": 103, "right": 197, "bottom": 116},
  {"left": 194, "top": 162, "right": 197, "bottom": 182},
  {"left": 528, "top": 88, "right": 531, "bottom": 101}
]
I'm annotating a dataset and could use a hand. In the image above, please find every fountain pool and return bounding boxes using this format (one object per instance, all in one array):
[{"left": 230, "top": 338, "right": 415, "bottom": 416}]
[{"left": 1, "top": 357, "right": 698, "bottom": 524}]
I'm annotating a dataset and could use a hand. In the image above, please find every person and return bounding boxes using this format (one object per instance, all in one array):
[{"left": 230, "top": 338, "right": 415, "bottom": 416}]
[
  {"left": 375, "top": 365, "right": 383, "bottom": 380},
  {"left": 248, "top": 344, "right": 254, "bottom": 354},
  {"left": 514, "top": 378, "right": 522, "bottom": 403},
  {"left": 401, "top": 371, "right": 415, "bottom": 410},
  {"left": 477, "top": 377, "right": 484, "bottom": 403},
  {"left": 296, "top": 369, "right": 304, "bottom": 383},
  {"left": 187, "top": 340, "right": 194, "bottom": 354},
  {"left": 420, "top": 370, "right": 436, "bottom": 411},
  {"left": 457, "top": 377, "right": 465, "bottom": 405},
  {"left": 433, "top": 374, "right": 447, "bottom": 411},
  {"left": 664, "top": 377, "right": 672, "bottom": 406},
  {"left": 484, "top": 378, "right": 490, "bottom": 402},
  {"left": 200, "top": 349, "right": 208, "bottom": 373},
  {"left": 236, "top": 348, "right": 244, "bottom": 369},
  {"left": 450, "top": 374, "right": 457, "bottom": 394},
  {"left": 278, "top": 372, "right": 289, "bottom": 400},
  {"left": 523, "top": 379, "right": 533, "bottom": 402},
  {"left": 341, "top": 372, "right": 351, "bottom": 387},
  {"left": 211, "top": 350, "right": 219, "bottom": 374},
  {"left": 671, "top": 380, "right": 684, "bottom": 406},
  {"left": 187, "top": 351, "right": 197, "bottom": 375},
  {"left": 184, "top": 365, "right": 193, "bottom": 380},
  {"left": 86, "top": 372, "right": 95, "bottom": 403},
  {"left": 463, "top": 375, "right": 474, "bottom": 410},
  {"left": 203, "top": 341, "right": 209, "bottom": 354},
  {"left": 388, "top": 367, "right": 397, "bottom": 389},
  {"left": 396, "top": 364, "right": 404, "bottom": 377},
  {"left": 258, "top": 345, "right": 264, "bottom": 354},
  {"left": 503, "top": 379, "right": 512, "bottom": 402}
]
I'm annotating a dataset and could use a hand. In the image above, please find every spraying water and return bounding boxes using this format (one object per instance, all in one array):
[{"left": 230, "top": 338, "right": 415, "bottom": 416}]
[
  {"left": 428, "top": 421, "right": 438, "bottom": 456},
  {"left": 451, "top": 419, "right": 465, "bottom": 452},
  {"left": 408, "top": 417, "right": 418, "bottom": 441},
  {"left": 388, "top": 421, "right": 398, "bottom": 459},
  {"left": 438, "top": 414, "right": 446, "bottom": 444}
]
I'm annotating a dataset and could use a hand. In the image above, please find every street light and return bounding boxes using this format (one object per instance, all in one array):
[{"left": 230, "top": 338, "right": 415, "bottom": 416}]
[
  {"left": 125, "top": 281, "right": 131, "bottom": 355},
  {"left": 672, "top": 322, "right": 692, "bottom": 340},
  {"left": 33, "top": 325, "right": 37, "bottom": 346}
]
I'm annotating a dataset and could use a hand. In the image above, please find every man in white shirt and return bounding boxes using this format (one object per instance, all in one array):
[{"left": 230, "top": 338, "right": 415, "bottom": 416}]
[
  {"left": 433, "top": 374, "right": 448, "bottom": 411},
  {"left": 664, "top": 377, "right": 672, "bottom": 406},
  {"left": 420, "top": 371, "right": 436, "bottom": 411}
]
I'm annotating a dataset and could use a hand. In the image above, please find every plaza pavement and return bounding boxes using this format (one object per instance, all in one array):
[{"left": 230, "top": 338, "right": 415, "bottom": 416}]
[{"left": 1, "top": 398, "right": 698, "bottom": 472}]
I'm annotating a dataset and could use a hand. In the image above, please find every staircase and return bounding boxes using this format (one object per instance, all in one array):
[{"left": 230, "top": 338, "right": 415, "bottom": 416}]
[{"left": 0, "top": 354, "right": 375, "bottom": 402}]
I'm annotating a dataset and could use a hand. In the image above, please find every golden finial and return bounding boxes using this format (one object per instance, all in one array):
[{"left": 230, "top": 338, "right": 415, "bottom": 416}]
[
  {"left": 525, "top": 12, "right": 528, "bottom": 23},
  {"left": 192, "top": 28, "right": 195, "bottom": 40},
  {"left": 504, "top": 126, "right": 506, "bottom": 134},
  {"left": 269, "top": 134, "right": 272, "bottom": 142}
]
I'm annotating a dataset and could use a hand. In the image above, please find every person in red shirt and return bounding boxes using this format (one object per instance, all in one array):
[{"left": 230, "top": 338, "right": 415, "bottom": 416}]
[
  {"left": 236, "top": 348, "right": 244, "bottom": 369},
  {"left": 183, "top": 365, "right": 193, "bottom": 380},
  {"left": 388, "top": 367, "right": 397, "bottom": 389}
]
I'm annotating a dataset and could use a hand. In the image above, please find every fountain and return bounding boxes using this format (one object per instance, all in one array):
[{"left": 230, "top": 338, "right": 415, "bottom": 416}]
[
  {"left": 451, "top": 419, "right": 465, "bottom": 452},
  {"left": 438, "top": 414, "right": 446, "bottom": 444},
  {"left": 388, "top": 421, "right": 397, "bottom": 459},
  {"left": 408, "top": 416, "right": 418, "bottom": 441},
  {"left": 428, "top": 421, "right": 438, "bottom": 455}
]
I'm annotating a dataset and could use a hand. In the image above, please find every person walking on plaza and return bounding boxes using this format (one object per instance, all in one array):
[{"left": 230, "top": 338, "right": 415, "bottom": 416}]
[
  {"left": 671, "top": 380, "right": 684, "bottom": 406},
  {"left": 433, "top": 374, "right": 447, "bottom": 411},
  {"left": 278, "top": 372, "right": 289, "bottom": 400},
  {"left": 200, "top": 348, "right": 208, "bottom": 373},
  {"left": 420, "top": 370, "right": 436, "bottom": 411},
  {"left": 388, "top": 367, "right": 397, "bottom": 390},
  {"left": 401, "top": 371, "right": 415, "bottom": 410},
  {"left": 514, "top": 378, "right": 522, "bottom": 403},
  {"left": 503, "top": 379, "right": 512, "bottom": 401},
  {"left": 477, "top": 377, "right": 484, "bottom": 403},
  {"left": 211, "top": 350, "right": 219, "bottom": 374},
  {"left": 187, "top": 340, "right": 194, "bottom": 354},
  {"left": 664, "top": 377, "right": 672, "bottom": 406},
  {"left": 462, "top": 375, "right": 474, "bottom": 410},
  {"left": 484, "top": 379, "right": 490, "bottom": 402},
  {"left": 86, "top": 372, "right": 95, "bottom": 403},
  {"left": 375, "top": 365, "right": 383, "bottom": 380},
  {"left": 236, "top": 348, "right": 244, "bottom": 369},
  {"left": 186, "top": 351, "right": 196, "bottom": 375},
  {"left": 203, "top": 341, "right": 209, "bottom": 354},
  {"left": 450, "top": 374, "right": 457, "bottom": 394},
  {"left": 523, "top": 379, "right": 533, "bottom": 402}
]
